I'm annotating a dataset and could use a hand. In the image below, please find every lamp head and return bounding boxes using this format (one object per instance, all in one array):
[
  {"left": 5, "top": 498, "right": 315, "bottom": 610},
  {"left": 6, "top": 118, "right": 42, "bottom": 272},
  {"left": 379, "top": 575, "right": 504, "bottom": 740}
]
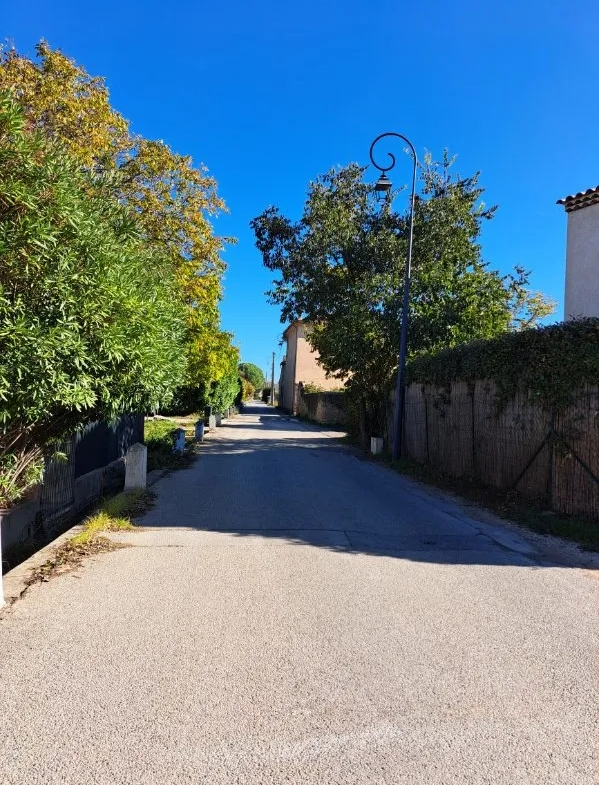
[{"left": 374, "top": 172, "right": 392, "bottom": 201}]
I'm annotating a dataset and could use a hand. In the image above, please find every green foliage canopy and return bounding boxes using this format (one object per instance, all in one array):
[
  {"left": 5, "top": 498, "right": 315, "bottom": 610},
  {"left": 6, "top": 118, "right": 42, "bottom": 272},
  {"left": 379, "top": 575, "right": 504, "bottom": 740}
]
[
  {"left": 251, "top": 155, "right": 555, "bottom": 436},
  {"left": 209, "top": 371, "right": 241, "bottom": 414},
  {"left": 0, "top": 42, "right": 238, "bottom": 404},
  {"left": 0, "top": 97, "right": 186, "bottom": 502},
  {"left": 407, "top": 319, "right": 599, "bottom": 412},
  {"left": 238, "top": 362, "right": 265, "bottom": 391}
]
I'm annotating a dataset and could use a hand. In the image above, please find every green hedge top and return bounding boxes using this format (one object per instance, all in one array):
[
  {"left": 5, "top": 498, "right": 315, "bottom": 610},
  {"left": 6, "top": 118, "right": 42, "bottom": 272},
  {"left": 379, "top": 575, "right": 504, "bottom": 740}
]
[{"left": 406, "top": 319, "right": 599, "bottom": 411}]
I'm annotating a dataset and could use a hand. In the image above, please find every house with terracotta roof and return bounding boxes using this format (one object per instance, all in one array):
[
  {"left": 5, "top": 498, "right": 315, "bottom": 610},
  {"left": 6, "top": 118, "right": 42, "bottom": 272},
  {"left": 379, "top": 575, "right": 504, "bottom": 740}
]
[
  {"left": 278, "top": 321, "right": 346, "bottom": 414},
  {"left": 557, "top": 185, "right": 599, "bottom": 319}
]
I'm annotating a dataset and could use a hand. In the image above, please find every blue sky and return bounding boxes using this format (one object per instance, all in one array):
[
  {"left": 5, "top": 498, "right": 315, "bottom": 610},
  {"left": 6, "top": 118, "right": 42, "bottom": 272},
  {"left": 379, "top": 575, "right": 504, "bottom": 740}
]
[{"left": 3, "top": 0, "right": 598, "bottom": 375}]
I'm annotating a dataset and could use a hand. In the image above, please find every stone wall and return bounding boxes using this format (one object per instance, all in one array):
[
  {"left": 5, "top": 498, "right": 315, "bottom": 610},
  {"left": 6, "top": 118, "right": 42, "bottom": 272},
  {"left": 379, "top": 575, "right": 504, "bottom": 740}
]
[{"left": 297, "top": 390, "right": 348, "bottom": 427}]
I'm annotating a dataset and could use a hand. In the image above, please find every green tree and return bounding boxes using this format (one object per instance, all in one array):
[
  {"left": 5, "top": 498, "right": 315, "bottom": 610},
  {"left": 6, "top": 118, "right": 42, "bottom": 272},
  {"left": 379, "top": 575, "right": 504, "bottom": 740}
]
[
  {"left": 208, "top": 368, "right": 241, "bottom": 414},
  {"left": 0, "top": 42, "right": 237, "bottom": 403},
  {"left": 238, "top": 377, "right": 255, "bottom": 403},
  {"left": 251, "top": 155, "right": 555, "bottom": 442},
  {"left": 238, "top": 363, "right": 265, "bottom": 391},
  {"left": 0, "top": 97, "right": 186, "bottom": 505}
]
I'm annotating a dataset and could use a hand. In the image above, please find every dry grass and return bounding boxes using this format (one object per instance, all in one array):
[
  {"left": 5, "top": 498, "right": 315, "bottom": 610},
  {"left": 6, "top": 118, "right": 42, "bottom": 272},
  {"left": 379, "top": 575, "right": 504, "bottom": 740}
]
[
  {"left": 70, "top": 510, "right": 133, "bottom": 546},
  {"left": 101, "top": 487, "right": 156, "bottom": 518},
  {"left": 26, "top": 489, "right": 155, "bottom": 586}
]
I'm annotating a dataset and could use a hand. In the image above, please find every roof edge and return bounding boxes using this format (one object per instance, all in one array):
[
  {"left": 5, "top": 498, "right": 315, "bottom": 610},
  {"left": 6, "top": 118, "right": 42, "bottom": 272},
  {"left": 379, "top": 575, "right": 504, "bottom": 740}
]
[
  {"left": 282, "top": 319, "right": 305, "bottom": 340},
  {"left": 557, "top": 185, "right": 599, "bottom": 213}
]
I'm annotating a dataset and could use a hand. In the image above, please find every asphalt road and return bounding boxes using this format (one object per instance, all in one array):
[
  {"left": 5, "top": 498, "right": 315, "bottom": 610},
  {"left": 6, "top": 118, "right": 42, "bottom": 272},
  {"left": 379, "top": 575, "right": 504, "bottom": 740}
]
[{"left": 1, "top": 402, "right": 598, "bottom": 784}]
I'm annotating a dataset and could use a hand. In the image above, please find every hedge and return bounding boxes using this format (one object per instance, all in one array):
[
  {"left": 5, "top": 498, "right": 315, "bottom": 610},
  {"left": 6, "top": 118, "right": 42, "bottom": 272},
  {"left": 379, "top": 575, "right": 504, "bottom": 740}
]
[{"left": 406, "top": 319, "right": 599, "bottom": 412}]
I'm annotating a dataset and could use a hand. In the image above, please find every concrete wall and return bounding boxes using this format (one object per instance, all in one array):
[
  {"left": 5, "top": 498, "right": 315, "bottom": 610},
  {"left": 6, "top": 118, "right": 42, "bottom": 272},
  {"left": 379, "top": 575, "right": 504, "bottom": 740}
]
[
  {"left": 565, "top": 201, "right": 599, "bottom": 319},
  {"left": 297, "top": 391, "right": 348, "bottom": 427},
  {"left": 0, "top": 495, "right": 41, "bottom": 552}
]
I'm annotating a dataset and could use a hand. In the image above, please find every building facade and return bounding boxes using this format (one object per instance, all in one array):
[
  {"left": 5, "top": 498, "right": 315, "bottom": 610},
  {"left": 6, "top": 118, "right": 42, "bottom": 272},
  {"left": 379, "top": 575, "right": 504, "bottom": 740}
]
[
  {"left": 558, "top": 185, "right": 599, "bottom": 319},
  {"left": 278, "top": 321, "right": 345, "bottom": 414}
]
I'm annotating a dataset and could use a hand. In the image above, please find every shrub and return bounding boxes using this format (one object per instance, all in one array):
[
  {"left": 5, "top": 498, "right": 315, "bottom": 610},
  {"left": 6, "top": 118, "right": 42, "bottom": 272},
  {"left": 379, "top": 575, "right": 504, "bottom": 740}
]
[
  {"left": 239, "top": 363, "right": 265, "bottom": 391},
  {"left": 144, "top": 419, "right": 181, "bottom": 472},
  {"left": 209, "top": 371, "right": 240, "bottom": 413},
  {"left": 240, "top": 378, "right": 255, "bottom": 401},
  {"left": 407, "top": 318, "right": 599, "bottom": 412},
  {"left": 302, "top": 383, "right": 325, "bottom": 394},
  {"left": 0, "top": 97, "right": 186, "bottom": 505}
]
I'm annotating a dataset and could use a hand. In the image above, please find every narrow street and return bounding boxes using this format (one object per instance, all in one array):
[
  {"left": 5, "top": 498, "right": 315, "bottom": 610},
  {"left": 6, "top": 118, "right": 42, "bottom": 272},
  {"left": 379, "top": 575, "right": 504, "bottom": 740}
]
[{"left": 1, "top": 402, "right": 598, "bottom": 784}]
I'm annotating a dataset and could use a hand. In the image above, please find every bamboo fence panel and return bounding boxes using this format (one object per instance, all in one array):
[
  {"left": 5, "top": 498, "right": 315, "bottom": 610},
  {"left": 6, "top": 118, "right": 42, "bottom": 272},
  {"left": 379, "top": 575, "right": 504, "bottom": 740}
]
[
  {"left": 424, "top": 381, "right": 474, "bottom": 478},
  {"left": 474, "top": 380, "right": 549, "bottom": 496},
  {"left": 402, "top": 384, "right": 428, "bottom": 464},
  {"left": 402, "top": 380, "right": 599, "bottom": 519},
  {"left": 553, "top": 385, "right": 599, "bottom": 518}
]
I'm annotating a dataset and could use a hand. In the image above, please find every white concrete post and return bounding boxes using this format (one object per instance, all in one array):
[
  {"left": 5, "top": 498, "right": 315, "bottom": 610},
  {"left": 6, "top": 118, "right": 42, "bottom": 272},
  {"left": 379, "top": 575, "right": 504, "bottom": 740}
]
[
  {"left": 215, "top": 413, "right": 222, "bottom": 426},
  {"left": 194, "top": 421, "right": 204, "bottom": 441},
  {"left": 125, "top": 443, "right": 147, "bottom": 490},
  {"left": 173, "top": 428, "right": 186, "bottom": 453},
  {"left": 208, "top": 414, "right": 216, "bottom": 430},
  {"left": 370, "top": 437, "right": 384, "bottom": 456}
]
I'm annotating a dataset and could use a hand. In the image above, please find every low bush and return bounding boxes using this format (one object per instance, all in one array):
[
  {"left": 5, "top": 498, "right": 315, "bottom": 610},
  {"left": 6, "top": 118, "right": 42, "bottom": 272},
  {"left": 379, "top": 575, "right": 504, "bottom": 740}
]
[
  {"left": 144, "top": 419, "right": 179, "bottom": 471},
  {"left": 144, "top": 418, "right": 197, "bottom": 471}
]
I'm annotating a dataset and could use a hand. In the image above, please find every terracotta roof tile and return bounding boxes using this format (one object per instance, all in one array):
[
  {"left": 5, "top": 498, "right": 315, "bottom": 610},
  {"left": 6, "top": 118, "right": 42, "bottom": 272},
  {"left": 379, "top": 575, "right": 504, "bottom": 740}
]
[{"left": 557, "top": 186, "right": 599, "bottom": 213}]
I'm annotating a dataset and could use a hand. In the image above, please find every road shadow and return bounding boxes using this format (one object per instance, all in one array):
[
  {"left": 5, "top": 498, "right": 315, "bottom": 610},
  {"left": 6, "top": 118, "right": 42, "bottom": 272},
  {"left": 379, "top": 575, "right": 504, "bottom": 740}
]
[{"left": 140, "top": 411, "right": 596, "bottom": 571}]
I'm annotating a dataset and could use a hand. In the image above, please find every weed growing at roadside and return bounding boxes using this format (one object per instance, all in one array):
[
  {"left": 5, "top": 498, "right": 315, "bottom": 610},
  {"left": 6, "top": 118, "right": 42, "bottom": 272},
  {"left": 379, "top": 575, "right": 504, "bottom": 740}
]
[{"left": 26, "top": 488, "right": 156, "bottom": 586}]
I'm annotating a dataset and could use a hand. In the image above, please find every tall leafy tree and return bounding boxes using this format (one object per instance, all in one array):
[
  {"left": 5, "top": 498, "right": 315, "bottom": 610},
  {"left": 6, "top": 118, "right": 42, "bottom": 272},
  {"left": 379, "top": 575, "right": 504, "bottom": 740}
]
[
  {"left": 238, "top": 363, "right": 265, "bottom": 391},
  {"left": 0, "top": 97, "right": 186, "bottom": 505},
  {"left": 251, "top": 155, "right": 555, "bottom": 441},
  {"left": 0, "top": 42, "right": 237, "bottom": 403}
]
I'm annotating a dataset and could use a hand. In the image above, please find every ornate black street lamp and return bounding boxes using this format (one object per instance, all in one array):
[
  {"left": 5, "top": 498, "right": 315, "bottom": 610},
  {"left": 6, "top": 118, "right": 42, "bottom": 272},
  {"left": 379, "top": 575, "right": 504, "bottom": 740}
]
[{"left": 369, "top": 132, "right": 417, "bottom": 461}]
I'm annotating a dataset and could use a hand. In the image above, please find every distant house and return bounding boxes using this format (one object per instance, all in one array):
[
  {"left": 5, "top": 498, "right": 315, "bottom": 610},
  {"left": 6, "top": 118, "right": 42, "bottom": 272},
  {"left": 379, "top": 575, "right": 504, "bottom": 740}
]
[
  {"left": 557, "top": 185, "right": 599, "bottom": 319},
  {"left": 278, "top": 321, "right": 345, "bottom": 414}
]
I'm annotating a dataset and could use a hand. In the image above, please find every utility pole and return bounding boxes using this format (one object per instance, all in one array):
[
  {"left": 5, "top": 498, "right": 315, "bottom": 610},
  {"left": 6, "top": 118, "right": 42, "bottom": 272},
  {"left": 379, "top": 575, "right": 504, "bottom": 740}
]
[{"left": 270, "top": 351, "right": 275, "bottom": 406}]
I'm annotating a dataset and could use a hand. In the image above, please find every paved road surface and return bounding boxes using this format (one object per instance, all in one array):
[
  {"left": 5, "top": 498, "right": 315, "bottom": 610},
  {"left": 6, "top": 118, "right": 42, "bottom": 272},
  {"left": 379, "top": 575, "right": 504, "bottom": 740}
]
[{"left": 1, "top": 403, "right": 598, "bottom": 784}]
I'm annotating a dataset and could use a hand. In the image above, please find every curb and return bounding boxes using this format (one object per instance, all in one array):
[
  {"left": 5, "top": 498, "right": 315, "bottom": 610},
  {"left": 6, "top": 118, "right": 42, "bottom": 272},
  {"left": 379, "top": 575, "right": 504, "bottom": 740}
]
[
  {"left": 1, "top": 430, "right": 217, "bottom": 612},
  {"left": 147, "top": 469, "right": 168, "bottom": 487},
  {"left": 1, "top": 520, "right": 87, "bottom": 610},
  {"left": 1, "top": 469, "right": 178, "bottom": 611}
]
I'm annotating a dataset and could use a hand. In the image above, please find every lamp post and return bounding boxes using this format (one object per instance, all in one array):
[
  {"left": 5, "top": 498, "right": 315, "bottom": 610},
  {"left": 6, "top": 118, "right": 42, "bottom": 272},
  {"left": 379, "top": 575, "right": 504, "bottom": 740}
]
[{"left": 368, "top": 132, "right": 417, "bottom": 461}]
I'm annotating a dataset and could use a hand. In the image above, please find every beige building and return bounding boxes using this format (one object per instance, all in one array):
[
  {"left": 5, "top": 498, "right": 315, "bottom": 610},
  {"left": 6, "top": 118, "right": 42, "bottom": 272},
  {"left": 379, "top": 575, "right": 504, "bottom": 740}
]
[
  {"left": 557, "top": 185, "right": 599, "bottom": 319},
  {"left": 279, "top": 321, "right": 345, "bottom": 413}
]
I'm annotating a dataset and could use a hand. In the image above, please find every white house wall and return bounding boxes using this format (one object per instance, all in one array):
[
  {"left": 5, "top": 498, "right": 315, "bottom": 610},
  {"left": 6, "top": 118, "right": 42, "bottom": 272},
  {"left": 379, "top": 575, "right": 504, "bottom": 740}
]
[{"left": 565, "top": 201, "right": 599, "bottom": 319}]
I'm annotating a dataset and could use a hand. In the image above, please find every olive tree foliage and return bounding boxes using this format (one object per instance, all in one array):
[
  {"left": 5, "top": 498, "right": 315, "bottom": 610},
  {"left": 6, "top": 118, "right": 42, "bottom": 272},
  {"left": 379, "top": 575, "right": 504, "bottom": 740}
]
[
  {"left": 0, "top": 98, "right": 186, "bottom": 505},
  {"left": 251, "top": 155, "right": 555, "bottom": 441}
]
